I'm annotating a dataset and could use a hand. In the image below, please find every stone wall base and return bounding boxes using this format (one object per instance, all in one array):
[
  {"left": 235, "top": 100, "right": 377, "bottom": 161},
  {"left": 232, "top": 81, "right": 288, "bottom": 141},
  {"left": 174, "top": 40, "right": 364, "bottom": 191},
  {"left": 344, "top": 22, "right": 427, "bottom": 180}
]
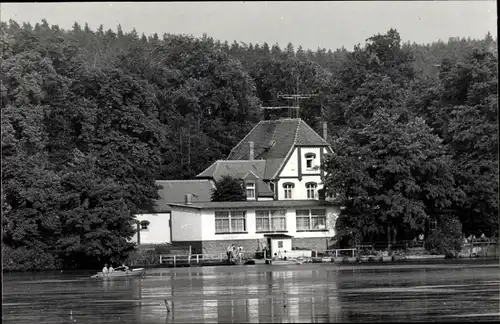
[
  {"left": 292, "top": 237, "right": 327, "bottom": 251},
  {"left": 171, "top": 237, "right": 329, "bottom": 256}
]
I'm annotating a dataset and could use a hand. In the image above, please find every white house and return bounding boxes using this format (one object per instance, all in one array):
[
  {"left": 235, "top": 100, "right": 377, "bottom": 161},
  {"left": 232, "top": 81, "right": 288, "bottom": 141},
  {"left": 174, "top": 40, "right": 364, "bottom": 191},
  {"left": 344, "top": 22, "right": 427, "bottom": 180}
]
[
  {"left": 166, "top": 118, "right": 339, "bottom": 256},
  {"left": 133, "top": 117, "right": 339, "bottom": 257}
]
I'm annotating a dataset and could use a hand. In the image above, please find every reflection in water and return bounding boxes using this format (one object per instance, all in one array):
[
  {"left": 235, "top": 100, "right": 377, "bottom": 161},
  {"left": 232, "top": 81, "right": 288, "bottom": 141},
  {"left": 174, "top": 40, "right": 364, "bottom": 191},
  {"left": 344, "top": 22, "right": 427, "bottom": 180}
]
[{"left": 3, "top": 262, "right": 500, "bottom": 323}]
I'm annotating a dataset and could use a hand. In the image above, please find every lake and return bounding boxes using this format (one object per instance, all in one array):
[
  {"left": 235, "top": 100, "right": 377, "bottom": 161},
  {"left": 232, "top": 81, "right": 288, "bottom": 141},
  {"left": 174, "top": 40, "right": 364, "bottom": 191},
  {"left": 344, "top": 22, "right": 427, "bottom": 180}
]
[{"left": 3, "top": 259, "right": 499, "bottom": 323}]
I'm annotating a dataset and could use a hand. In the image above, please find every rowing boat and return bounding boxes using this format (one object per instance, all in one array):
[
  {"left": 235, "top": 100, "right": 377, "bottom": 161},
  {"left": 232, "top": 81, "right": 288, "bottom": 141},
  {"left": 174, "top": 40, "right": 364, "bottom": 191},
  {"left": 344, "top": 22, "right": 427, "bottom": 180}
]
[{"left": 90, "top": 268, "right": 146, "bottom": 279}]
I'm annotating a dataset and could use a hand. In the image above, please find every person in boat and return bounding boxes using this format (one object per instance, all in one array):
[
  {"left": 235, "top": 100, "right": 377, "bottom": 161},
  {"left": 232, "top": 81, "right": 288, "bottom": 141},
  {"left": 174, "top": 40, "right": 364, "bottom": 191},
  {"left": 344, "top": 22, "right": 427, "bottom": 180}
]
[
  {"left": 102, "top": 263, "right": 109, "bottom": 275},
  {"left": 115, "top": 263, "right": 129, "bottom": 272},
  {"left": 108, "top": 264, "right": 115, "bottom": 273}
]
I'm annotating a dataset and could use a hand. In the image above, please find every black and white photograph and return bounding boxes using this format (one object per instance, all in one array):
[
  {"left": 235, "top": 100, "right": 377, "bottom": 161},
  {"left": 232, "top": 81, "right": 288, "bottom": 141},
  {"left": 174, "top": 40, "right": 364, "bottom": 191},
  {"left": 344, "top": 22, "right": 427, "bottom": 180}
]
[{"left": 1, "top": 1, "right": 498, "bottom": 323}]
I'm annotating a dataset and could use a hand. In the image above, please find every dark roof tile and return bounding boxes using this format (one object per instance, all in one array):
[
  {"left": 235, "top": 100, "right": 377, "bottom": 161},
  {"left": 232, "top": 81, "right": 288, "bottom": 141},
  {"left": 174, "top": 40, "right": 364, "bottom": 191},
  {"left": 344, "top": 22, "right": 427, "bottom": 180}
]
[{"left": 153, "top": 180, "right": 214, "bottom": 212}]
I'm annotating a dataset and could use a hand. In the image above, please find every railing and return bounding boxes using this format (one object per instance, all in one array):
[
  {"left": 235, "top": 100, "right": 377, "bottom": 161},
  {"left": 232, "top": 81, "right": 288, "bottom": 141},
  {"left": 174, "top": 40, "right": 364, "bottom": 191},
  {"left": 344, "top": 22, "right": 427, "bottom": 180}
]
[
  {"left": 460, "top": 241, "right": 498, "bottom": 258},
  {"left": 159, "top": 252, "right": 253, "bottom": 266},
  {"left": 312, "top": 249, "right": 357, "bottom": 258},
  {"left": 160, "top": 253, "right": 226, "bottom": 266}
]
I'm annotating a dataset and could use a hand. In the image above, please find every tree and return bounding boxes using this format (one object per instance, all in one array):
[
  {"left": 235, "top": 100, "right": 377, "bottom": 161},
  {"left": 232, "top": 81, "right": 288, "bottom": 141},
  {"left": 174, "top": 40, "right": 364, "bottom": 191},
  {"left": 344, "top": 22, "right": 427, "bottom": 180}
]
[
  {"left": 211, "top": 175, "right": 246, "bottom": 201},
  {"left": 323, "top": 109, "right": 463, "bottom": 253},
  {"left": 445, "top": 49, "right": 498, "bottom": 237}
]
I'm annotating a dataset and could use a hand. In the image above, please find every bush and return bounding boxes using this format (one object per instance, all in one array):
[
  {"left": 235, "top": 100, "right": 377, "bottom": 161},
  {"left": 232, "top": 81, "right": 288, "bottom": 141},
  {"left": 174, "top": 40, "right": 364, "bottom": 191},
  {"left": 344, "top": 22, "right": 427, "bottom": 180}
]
[
  {"left": 126, "top": 248, "right": 160, "bottom": 266},
  {"left": 2, "top": 245, "right": 61, "bottom": 271},
  {"left": 426, "top": 215, "right": 463, "bottom": 257}
]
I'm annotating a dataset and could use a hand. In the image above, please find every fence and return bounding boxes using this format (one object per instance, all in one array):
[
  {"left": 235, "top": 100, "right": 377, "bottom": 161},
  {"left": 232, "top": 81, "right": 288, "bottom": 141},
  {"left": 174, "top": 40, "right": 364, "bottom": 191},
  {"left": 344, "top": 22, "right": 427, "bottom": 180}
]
[
  {"left": 311, "top": 248, "right": 357, "bottom": 258},
  {"left": 459, "top": 241, "right": 498, "bottom": 258},
  {"left": 159, "top": 252, "right": 254, "bottom": 266}
]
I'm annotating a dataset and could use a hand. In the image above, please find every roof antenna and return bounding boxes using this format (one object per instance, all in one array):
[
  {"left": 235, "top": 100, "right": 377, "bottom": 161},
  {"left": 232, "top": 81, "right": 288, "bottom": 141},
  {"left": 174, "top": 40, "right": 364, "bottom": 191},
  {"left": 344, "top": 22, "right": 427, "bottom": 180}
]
[{"left": 260, "top": 75, "right": 318, "bottom": 119}]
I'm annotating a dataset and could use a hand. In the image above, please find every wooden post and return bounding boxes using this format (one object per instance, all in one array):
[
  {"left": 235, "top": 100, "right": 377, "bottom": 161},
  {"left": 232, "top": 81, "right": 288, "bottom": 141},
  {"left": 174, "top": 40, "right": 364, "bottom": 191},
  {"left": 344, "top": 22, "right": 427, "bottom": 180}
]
[
  {"left": 188, "top": 255, "right": 191, "bottom": 264},
  {"left": 196, "top": 254, "right": 199, "bottom": 263},
  {"left": 136, "top": 222, "right": 141, "bottom": 245},
  {"left": 173, "top": 255, "right": 176, "bottom": 267}
]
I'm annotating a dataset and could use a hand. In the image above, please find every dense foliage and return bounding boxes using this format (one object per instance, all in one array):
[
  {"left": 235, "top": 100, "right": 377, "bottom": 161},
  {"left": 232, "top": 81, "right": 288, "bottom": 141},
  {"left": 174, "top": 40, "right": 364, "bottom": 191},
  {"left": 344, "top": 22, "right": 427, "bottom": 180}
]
[
  {"left": 322, "top": 30, "right": 498, "bottom": 255},
  {"left": 211, "top": 175, "right": 246, "bottom": 202},
  {"left": 1, "top": 20, "right": 497, "bottom": 269}
]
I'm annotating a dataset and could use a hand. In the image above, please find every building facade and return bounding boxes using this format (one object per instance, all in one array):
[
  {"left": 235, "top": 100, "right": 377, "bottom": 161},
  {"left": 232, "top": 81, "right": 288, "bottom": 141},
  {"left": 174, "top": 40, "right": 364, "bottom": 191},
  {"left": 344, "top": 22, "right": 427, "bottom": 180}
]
[
  {"left": 169, "top": 200, "right": 339, "bottom": 255},
  {"left": 133, "top": 118, "right": 339, "bottom": 257}
]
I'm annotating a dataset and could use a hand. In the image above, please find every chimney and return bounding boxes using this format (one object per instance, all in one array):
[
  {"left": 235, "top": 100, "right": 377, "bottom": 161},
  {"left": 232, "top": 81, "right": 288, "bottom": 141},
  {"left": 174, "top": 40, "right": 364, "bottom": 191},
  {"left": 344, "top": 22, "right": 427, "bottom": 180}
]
[
  {"left": 322, "top": 121, "right": 328, "bottom": 141},
  {"left": 184, "top": 194, "right": 192, "bottom": 205},
  {"left": 249, "top": 141, "right": 254, "bottom": 160}
]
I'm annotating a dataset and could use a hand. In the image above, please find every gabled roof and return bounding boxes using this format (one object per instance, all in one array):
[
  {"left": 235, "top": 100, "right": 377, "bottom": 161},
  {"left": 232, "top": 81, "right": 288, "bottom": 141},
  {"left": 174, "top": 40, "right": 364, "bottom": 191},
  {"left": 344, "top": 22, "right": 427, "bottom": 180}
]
[
  {"left": 226, "top": 118, "right": 330, "bottom": 179},
  {"left": 197, "top": 160, "right": 266, "bottom": 179},
  {"left": 152, "top": 180, "right": 214, "bottom": 212},
  {"left": 196, "top": 160, "right": 273, "bottom": 196}
]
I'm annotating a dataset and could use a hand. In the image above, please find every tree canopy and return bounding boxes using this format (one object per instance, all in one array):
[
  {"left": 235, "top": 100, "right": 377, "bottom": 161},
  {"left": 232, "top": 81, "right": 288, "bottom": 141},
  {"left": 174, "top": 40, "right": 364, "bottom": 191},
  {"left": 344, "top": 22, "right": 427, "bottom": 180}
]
[
  {"left": 1, "top": 20, "right": 497, "bottom": 269},
  {"left": 211, "top": 175, "right": 246, "bottom": 202}
]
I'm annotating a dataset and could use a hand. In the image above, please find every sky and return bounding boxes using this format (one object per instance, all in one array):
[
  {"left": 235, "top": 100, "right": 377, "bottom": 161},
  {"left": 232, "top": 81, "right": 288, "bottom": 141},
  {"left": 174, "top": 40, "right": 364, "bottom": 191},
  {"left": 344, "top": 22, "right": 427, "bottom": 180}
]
[{"left": 1, "top": 1, "right": 497, "bottom": 50}]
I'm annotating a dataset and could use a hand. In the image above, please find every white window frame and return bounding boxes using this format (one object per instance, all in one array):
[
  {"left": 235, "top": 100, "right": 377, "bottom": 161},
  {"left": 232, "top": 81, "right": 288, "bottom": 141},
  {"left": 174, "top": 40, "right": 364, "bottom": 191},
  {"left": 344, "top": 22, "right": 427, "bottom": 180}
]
[
  {"left": 305, "top": 153, "right": 316, "bottom": 170},
  {"left": 256, "top": 209, "right": 287, "bottom": 232},
  {"left": 296, "top": 209, "right": 326, "bottom": 231},
  {"left": 306, "top": 182, "right": 317, "bottom": 199},
  {"left": 246, "top": 182, "right": 256, "bottom": 200},
  {"left": 283, "top": 182, "right": 294, "bottom": 199},
  {"left": 215, "top": 210, "right": 247, "bottom": 233}
]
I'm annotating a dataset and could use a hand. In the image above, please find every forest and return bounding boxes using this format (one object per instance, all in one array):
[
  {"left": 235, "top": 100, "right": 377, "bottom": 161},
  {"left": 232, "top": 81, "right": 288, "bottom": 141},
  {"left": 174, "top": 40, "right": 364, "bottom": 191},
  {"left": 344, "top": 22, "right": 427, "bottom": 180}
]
[{"left": 1, "top": 19, "right": 497, "bottom": 270}]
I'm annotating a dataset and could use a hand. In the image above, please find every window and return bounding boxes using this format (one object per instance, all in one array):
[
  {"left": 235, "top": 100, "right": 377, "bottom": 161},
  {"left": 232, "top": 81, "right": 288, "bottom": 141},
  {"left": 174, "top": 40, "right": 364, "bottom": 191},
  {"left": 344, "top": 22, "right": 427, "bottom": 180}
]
[
  {"left": 246, "top": 182, "right": 255, "bottom": 199},
  {"left": 140, "top": 220, "right": 150, "bottom": 230},
  {"left": 278, "top": 241, "right": 283, "bottom": 248},
  {"left": 430, "top": 219, "right": 437, "bottom": 231},
  {"left": 305, "top": 153, "right": 316, "bottom": 169},
  {"left": 283, "top": 182, "right": 294, "bottom": 199},
  {"left": 256, "top": 209, "right": 287, "bottom": 232},
  {"left": 215, "top": 210, "right": 246, "bottom": 233},
  {"left": 306, "top": 182, "right": 317, "bottom": 199},
  {"left": 296, "top": 209, "right": 326, "bottom": 231}
]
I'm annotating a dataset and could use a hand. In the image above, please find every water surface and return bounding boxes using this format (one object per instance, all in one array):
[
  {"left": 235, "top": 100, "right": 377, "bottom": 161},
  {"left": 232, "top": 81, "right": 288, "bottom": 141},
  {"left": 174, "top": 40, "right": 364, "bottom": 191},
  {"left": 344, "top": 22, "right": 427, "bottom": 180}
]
[{"left": 3, "top": 260, "right": 499, "bottom": 323}]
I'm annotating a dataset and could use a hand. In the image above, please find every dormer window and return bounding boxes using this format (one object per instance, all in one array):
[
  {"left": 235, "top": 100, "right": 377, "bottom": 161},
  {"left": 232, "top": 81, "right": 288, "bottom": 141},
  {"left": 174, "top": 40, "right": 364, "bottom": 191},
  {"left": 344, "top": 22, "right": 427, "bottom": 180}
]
[
  {"left": 246, "top": 182, "right": 255, "bottom": 199},
  {"left": 305, "top": 153, "right": 316, "bottom": 170},
  {"left": 283, "top": 182, "right": 294, "bottom": 199},
  {"left": 306, "top": 182, "right": 317, "bottom": 199}
]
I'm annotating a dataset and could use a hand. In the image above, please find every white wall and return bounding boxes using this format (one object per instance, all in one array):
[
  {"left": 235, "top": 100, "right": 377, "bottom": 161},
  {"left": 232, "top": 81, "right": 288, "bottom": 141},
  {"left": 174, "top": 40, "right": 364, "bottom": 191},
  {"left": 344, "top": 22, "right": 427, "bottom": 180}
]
[
  {"left": 171, "top": 207, "right": 203, "bottom": 241},
  {"left": 191, "top": 206, "right": 338, "bottom": 241},
  {"left": 280, "top": 147, "right": 325, "bottom": 178},
  {"left": 277, "top": 147, "right": 327, "bottom": 200},
  {"left": 279, "top": 148, "right": 298, "bottom": 177},
  {"left": 132, "top": 213, "right": 171, "bottom": 244}
]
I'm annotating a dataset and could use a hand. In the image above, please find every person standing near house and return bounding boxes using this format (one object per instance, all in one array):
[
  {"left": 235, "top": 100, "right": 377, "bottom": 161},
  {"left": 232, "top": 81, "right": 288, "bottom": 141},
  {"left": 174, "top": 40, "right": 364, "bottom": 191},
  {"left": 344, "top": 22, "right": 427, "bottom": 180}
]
[
  {"left": 226, "top": 244, "right": 233, "bottom": 263},
  {"left": 238, "top": 244, "right": 244, "bottom": 262},
  {"left": 232, "top": 244, "right": 237, "bottom": 261}
]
